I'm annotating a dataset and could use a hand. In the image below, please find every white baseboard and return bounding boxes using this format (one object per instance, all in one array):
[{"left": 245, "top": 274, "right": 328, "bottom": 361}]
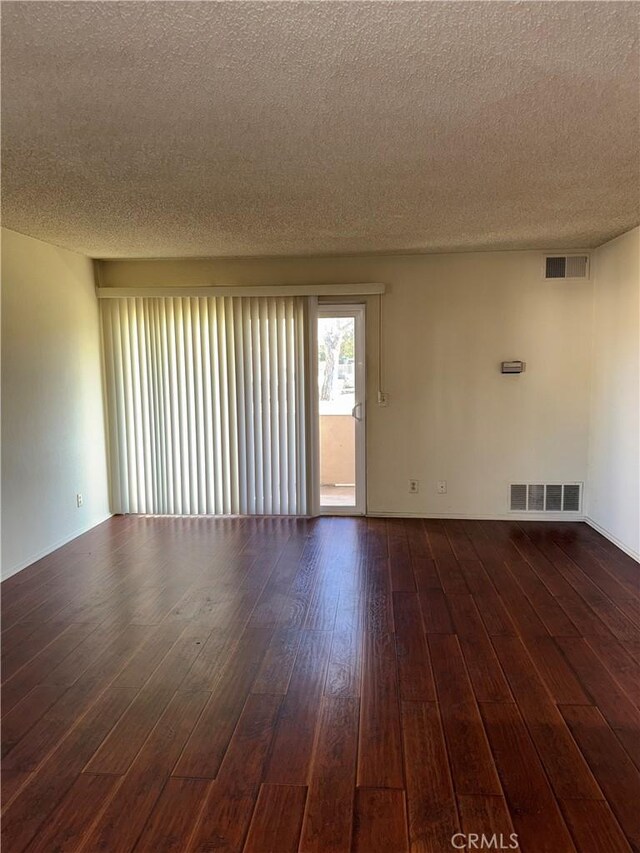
[
  {"left": 1, "top": 513, "right": 113, "bottom": 581},
  {"left": 366, "top": 510, "right": 584, "bottom": 522},
  {"left": 584, "top": 516, "right": 640, "bottom": 562}
]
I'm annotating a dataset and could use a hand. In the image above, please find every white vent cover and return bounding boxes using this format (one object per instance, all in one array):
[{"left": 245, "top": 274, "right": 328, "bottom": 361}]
[
  {"left": 510, "top": 483, "right": 582, "bottom": 512},
  {"left": 544, "top": 255, "right": 589, "bottom": 280},
  {"left": 510, "top": 484, "right": 527, "bottom": 511}
]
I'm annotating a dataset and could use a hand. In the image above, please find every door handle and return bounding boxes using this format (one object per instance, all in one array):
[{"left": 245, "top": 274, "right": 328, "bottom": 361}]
[{"left": 351, "top": 402, "right": 363, "bottom": 422}]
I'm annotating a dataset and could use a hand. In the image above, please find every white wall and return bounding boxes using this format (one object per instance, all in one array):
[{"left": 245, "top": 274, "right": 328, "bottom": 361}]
[
  {"left": 100, "top": 249, "right": 594, "bottom": 519},
  {"left": 587, "top": 227, "right": 640, "bottom": 558},
  {"left": 1, "top": 229, "right": 110, "bottom": 578}
]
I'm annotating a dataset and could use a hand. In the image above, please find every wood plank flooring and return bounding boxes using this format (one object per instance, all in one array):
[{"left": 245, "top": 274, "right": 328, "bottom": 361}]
[{"left": 1, "top": 516, "right": 639, "bottom": 852}]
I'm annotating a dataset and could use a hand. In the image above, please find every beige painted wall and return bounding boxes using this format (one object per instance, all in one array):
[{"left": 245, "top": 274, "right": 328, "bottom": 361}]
[
  {"left": 587, "top": 227, "right": 639, "bottom": 558},
  {"left": 100, "top": 248, "right": 594, "bottom": 518},
  {"left": 1, "top": 229, "right": 110, "bottom": 578}
]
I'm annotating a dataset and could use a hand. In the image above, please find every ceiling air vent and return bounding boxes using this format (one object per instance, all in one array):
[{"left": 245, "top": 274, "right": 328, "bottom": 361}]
[
  {"left": 510, "top": 483, "right": 582, "bottom": 512},
  {"left": 544, "top": 255, "right": 589, "bottom": 280}
]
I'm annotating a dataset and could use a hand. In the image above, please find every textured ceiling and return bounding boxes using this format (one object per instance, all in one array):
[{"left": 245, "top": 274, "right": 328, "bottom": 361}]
[{"left": 2, "top": 1, "right": 639, "bottom": 259}]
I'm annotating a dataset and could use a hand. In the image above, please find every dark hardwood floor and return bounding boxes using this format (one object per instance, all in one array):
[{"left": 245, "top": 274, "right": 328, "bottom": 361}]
[{"left": 1, "top": 516, "right": 639, "bottom": 852}]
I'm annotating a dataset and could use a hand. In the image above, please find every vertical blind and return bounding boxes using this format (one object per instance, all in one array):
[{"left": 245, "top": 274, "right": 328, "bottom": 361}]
[{"left": 101, "top": 296, "right": 308, "bottom": 515}]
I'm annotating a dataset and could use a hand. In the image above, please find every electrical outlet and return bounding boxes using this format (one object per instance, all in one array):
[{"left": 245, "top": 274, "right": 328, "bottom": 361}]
[
  {"left": 377, "top": 391, "right": 389, "bottom": 406},
  {"left": 76, "top": 493, "right": 83, "bottom": 507},
  {"left": 437, "top": 481, "right": 447, "bottom": 495},
  {"left": 408, "top": 479, "right": 419, "bottom": 494}
]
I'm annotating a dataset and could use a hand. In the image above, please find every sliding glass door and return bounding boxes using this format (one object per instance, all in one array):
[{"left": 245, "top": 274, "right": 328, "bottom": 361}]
[
  {"left": 101, "top": 294, "right": 367, "bottom": 517},
  {"left": 317, "top": 305, "right": 366, "bottom": 515}
]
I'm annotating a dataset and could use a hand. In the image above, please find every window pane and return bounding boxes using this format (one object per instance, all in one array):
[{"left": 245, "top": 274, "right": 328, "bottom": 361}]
[{"left": 318, "top": 316, "right": 355, "bottom": 507}]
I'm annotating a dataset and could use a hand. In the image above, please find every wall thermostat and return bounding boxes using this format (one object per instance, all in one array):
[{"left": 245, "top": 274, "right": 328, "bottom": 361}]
[{"left": 501, "top": 361, "right": 525, "bottom": 374}]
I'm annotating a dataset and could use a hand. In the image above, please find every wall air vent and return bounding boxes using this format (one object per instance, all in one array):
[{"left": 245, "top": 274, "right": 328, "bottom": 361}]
[
  {"left": 544, "top": 484, "right": 563, "bottom": 511},
  {"left": 510, "top": 484, "right": 527, "bottom": 511},
  {"left": 528, "top": 484, "right": 545, "bottom": 511},
  {"left": 562, "top": 484, "right": 581, "bottom": 512},
  {"left": 544, "top": 254, "right": 589, "bottom": 280},
  {"left": 510, "top": 483, "right": 582, "bottom": 512}
]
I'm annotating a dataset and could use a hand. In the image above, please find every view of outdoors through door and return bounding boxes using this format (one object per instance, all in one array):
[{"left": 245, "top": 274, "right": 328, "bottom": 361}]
[{"left": 318, "top": 315, "right": 356, "bottom": 507}]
